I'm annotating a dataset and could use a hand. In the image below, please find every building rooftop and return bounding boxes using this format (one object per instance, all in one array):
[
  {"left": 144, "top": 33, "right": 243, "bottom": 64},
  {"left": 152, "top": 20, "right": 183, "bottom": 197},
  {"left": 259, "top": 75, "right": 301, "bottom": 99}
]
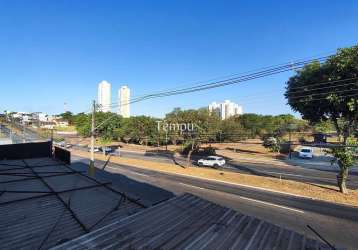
[
  {"left": 0, "top": 157, "right": 144, "bottom": 250},
  {"left": 52, "top": 193, "right": 334, "bottom": 250}
]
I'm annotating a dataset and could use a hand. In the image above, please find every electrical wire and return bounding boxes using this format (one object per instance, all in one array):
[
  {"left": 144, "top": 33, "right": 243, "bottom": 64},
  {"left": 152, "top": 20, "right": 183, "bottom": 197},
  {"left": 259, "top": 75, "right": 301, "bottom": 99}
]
[
  {"left": 99, "top": 57, "right": 329, "bottom": 110},
  {"left": 74, "top": 55, "right": 347, "bottom": 131}
]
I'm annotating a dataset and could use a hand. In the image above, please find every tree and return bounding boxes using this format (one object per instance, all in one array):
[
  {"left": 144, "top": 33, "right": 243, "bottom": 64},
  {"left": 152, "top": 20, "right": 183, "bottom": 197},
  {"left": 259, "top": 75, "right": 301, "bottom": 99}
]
[
  {"left": 313, "top": 120, "right": 335, "bottom": 133},
  {"left": 74, "top": 113, "right": 91, "bottom": 137},
  {"left": 285, "top": 45, "right": 358, "bottom": 193},
  {"left": 74, "top": 112, "right": 122, "bottom": 140},
  {"left": 220, "top": 117, "right": 245, "bottom": 141},
  {"left": 116, "top": 116, "right": 158, "bottom": 145},
  {"left": 330, "top": 138, "right": 358, "bottom": 194},
  {"left": 285, "top": 45, "right": 358, "bottom": 142},
  {"left": 59, "top": 111, "right": 75, "bottom": 124}
]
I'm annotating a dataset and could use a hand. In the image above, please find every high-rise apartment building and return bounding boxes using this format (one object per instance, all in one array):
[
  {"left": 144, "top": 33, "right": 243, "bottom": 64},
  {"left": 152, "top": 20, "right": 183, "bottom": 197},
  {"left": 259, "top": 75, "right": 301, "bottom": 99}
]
[
  {"left": 209, "top": 100, "right": 243, "bottom": 120},
  {"left": 118, "top": 85, "right": 130, "bottom": 118},
  {"left": 98, "top": 80, "right": 112, "bottom": 112}
]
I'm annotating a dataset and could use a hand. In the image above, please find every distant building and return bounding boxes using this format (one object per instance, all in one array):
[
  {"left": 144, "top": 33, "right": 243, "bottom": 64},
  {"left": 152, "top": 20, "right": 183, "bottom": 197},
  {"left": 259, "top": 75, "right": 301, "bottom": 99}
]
[
  {"left": 209, "top": 100, "right": 243, "bottom": 120},
  {"left": 118, "top": 85, "right": 130, "bottom": 118},
  {"left": 98, "top": 80, "right": 112, "bottom": 112},
  {"left": 31, "top": 112, "right": 48, "bottom": 122}
]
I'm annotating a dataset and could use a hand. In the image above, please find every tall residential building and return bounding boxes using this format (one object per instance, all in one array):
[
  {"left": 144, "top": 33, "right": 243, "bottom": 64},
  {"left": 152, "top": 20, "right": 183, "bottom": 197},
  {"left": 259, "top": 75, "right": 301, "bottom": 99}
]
[
  {"left": 209, "top": 100, "right": 243, "bottom": 120},
  {"left": 118, "top": 85, "right": 130, "bottom": 118},
  {"left": 98, "top": 80, "right": 111, "bottom": 112}
]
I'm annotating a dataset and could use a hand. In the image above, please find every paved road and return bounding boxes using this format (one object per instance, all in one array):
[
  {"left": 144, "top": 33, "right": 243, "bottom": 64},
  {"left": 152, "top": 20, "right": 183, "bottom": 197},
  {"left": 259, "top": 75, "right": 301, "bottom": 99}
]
[
  {"left": 78, "top": 147, "right": 358, "bottom": 189},
  {"left": 226, "top": 160, "right": 358, "bottom": 189},
  {"left": 0, "top": 123, "right": 42, "bottom": 143},
  {"left": 73, "top": 155, "right": 358, "bottom": 249}
]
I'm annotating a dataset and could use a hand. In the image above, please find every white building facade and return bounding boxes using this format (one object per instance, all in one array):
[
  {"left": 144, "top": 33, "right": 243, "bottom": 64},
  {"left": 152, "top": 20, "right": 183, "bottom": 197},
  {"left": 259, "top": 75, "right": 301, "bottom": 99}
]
[
  {"left": 98, "top": 80, "right": 112, "bottom": 112},
  {"left": 209, "top": 100, "right": 243, "bottom": 120},
  {"left": 118, "top": 85, "right": 130, "bottom": 118}
]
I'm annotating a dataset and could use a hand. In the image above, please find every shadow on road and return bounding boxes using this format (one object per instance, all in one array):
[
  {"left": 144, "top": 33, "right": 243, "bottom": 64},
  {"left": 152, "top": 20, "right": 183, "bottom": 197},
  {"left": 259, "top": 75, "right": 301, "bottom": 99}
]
[{"left": 70, "top": 160, "right": 175, "bottom": 207}]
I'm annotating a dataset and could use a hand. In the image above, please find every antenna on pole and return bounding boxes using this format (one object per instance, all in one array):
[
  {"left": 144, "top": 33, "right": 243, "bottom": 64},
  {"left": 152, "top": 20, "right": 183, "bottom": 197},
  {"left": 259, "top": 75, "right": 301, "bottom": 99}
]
[{"left": 64, "top": 102, "right": 68, "bottom": 112}]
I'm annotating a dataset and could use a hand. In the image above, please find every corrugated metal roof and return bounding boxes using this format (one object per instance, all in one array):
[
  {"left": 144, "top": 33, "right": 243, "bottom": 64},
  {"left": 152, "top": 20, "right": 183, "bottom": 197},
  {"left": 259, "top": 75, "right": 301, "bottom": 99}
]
[
  {"left": 52, "top": 193, "right": 335, "bottom": 250},
  {"left": 0, "top": 157, "right": 143, "bottom": 250}
]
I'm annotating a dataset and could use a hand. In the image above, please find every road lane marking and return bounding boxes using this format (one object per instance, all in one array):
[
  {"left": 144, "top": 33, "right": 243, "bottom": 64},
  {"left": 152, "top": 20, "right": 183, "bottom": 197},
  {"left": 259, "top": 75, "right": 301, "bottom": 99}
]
[
  {"left": 179, "top": 182, "right": 204, "bottom": 190},
  {"left": 130, "top": 172, "right": 150, "bottom": 177},
  {"left": 226, "top": 163, "right": 335, "bottom": 181},
  {"left": 179, "top": 182, "right": 304, "bottom": 213},
  {"left": 236, "top": 195, "right": 305, "bottom": 214},
  {"left": 259, "top": 170, "right": 334, "bottom": 181},
  {"left": 106, "top": 165, "right": 151, "bottom": 178}
]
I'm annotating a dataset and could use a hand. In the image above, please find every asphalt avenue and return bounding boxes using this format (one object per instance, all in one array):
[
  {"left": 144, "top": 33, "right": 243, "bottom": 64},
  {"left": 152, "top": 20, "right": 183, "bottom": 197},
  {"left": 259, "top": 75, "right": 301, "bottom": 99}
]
[{"left": 73, "top": 155, "right": 358, "bottom": 250}]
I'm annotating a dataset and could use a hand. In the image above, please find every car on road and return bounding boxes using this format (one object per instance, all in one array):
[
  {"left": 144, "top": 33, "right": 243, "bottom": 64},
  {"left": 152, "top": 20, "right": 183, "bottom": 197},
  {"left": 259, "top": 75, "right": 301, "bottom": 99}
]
[
  {"left": 298, "top": 147, "right": 313, "bottom": 159},
  {"left": 102, "top": 146, "right": 114, "bottom": 155},
  {"left": 88, "top": 146, "right": 101, "bottom": 153},
  {"left": 197, "top": 156, "right": 226, "bottom": 168},
  {"left": 54, "top": 141, "right": 65, "bottom": 147}
]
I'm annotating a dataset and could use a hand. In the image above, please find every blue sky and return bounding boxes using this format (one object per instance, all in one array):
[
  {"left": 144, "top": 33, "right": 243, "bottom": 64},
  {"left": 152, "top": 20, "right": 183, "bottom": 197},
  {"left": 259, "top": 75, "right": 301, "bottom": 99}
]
[{"left": 0, "top": 0, "right": 357, "bottom": 117}]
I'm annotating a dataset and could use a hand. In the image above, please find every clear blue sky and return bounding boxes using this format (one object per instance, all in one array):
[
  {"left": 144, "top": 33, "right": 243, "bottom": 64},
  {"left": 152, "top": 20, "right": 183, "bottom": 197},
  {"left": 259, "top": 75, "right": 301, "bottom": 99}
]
[{"left": 1, "top": 0, "right": 357, "bottom": 117}]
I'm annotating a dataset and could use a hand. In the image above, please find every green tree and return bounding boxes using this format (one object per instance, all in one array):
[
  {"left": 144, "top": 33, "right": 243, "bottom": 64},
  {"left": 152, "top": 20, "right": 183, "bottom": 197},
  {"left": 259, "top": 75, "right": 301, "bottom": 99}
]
[
  {"left": 74, "top": 112, "right": 122, "bottom": 140},
  {"left": 313, "top": 120, "right": 335, "bottom": 133},
  {"left": 330, "top": 138, "right": 358, "bottom": 193},
  {"left": 74, "top": 113, "right": 91, "bottom": 137},
  {"left": 220, "top": 116, "right": 245, "bottom": 141},
  {"left": 285, "top": 45, "right": 358, "bottom": 142},
  {"left": 59, "top": 111, "right": 75, "bottom": 124},
  {"left": 285, "top": 45, "right": 358, "bottom": 193},
  {"left": 116, "top": 116, "right": 158, "bottom": 145}
]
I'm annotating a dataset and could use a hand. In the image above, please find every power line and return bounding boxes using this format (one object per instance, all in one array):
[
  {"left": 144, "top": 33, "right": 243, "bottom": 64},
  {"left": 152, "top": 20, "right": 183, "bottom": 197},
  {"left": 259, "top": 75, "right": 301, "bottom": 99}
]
[
  {"left": 91, "top": 56, "right": 331, "bottom": 130},
  {"left": 286, "top": 78, "right": 358, "bottom": 93},
  {"left": 288, "top": 87, "right": 358, "bottom": 100},
  {"left": 133, "top": 52, "right": 333, "bottom": 97},
  {"left": 288, "top": 77, "right": 358, "bottom": 90},
  {"left": 289, "top": 93, "right": 358, "bottom": 104},
  {"left": 100, "top": 57, "right": 329, "bottom": 110},
  {"left": 102, "top": 54, "right": 332, "bottom": 105}
]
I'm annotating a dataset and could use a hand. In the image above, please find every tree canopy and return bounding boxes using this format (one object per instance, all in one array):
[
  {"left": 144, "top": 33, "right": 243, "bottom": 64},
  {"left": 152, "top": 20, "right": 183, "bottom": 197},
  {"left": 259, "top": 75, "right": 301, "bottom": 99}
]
[
  {"left": 70, "top": 107, "right": 307, "bottom": 146},
  {"left": 285, "top": 45, "right": 358, "bottom": 141}
]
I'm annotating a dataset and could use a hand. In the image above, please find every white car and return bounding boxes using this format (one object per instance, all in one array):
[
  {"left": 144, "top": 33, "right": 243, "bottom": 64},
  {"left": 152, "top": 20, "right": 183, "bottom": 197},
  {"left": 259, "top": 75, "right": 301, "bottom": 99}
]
[
  {"left": 88, "top": 146, "right": 101, "bottom": 153},
  {"left": 197, "top": 156, "right": 226, "bottom": 168},
  {"left": 298, "top": 147, "right": 313, "bottom": 159}
]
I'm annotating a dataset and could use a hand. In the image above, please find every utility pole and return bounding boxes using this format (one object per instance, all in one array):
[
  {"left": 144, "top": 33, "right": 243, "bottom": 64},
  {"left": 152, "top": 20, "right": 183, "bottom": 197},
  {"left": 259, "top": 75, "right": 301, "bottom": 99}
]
[
  {"left": 9, "top": 117, "right": 13, "bottom": 142},
  {"left": 50, "top": 128, "right": 54, "bottom": 143},
  {"left": 287, "top": 123, "right": 296, "bottom": 159},
  {"left": 289, "top": 129, "right": 292, "bottom": 159},
  {"left": 22, "top": 122, "right": 26, "bottom": 143},
  {"left": 89, "top": 100, "right": 96, "bottom": 176},
  {"left": 165, "top": 130, "right": 168, "bottom": 151}
]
